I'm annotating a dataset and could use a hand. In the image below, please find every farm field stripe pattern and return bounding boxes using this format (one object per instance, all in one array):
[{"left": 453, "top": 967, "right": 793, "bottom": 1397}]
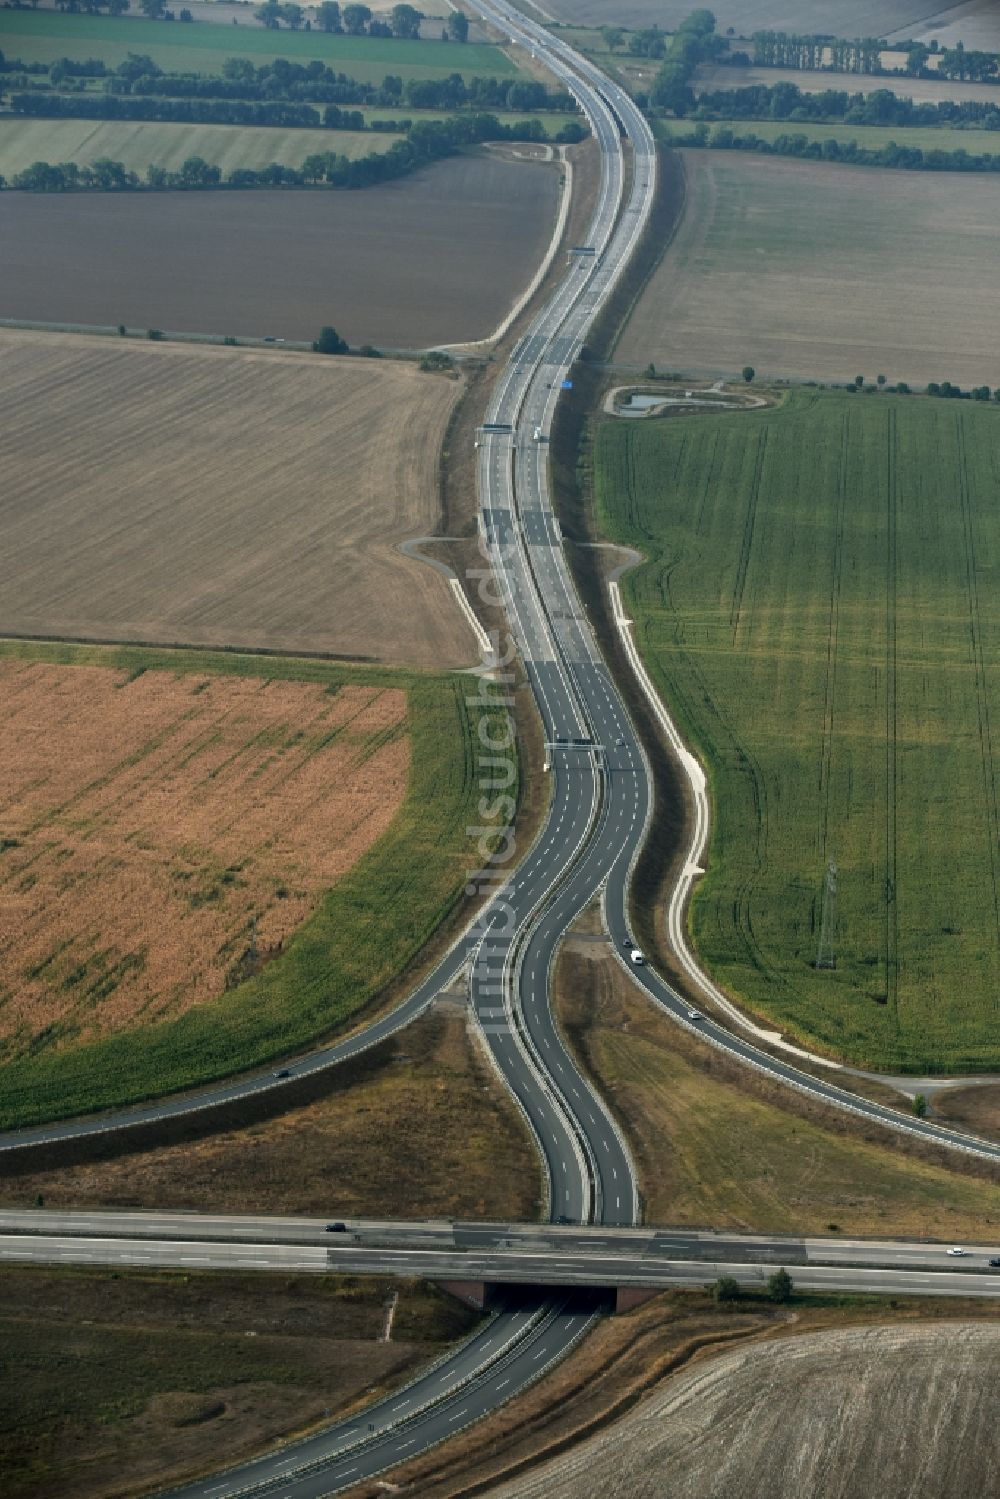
[
  {"left": 0, "top": 10, "right": 516, "bottom": 78},
  {"left": 595, "top": 390, "right": 1000, "bottom": 1072},
  {"left": 6, "top": 12, "right": 1000, "bottom": 1498},
  {"left": 0, "top": 640, "right": 501, "bottom": 1129}
]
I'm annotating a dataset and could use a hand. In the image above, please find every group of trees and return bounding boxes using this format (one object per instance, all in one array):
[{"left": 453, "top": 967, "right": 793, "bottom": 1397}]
[
  {"left": 255, "top": 2, "right": 427, "bottom": 37},
  {"left": 748, "top": 28, "right": 1000, "bottom": 84},
  {"left": 927, "top": 380, "right": 1000, "bottom": 401},
  {"left": 647, "top": 9, "right": 727, "bottom": 117},
  {"left": 691, "top": 79, "right": 1000, "bottom": 131},
  {"left": 712, "top": 1269, "right": 794, "bottom": 1304},
  {"left": 11, "top": 90, "right": 358, "bottom": 128},
  {"left": 934, "top": 44, "right": 1000, "bottom": 82},
  {"left": 673, "top": 119, "right": 1000, "bottom": 174},
  {"left": 750, "top": 31, "right": 884, "bottom": 74}
]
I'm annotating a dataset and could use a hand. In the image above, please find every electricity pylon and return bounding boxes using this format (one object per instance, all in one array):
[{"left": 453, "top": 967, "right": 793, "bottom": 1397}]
[{"left": 815, "top": 857, "right": 837, "bottom": 970}]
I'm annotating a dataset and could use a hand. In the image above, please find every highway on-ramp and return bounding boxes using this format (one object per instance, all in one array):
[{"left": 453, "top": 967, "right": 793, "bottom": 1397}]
[{"left": 6, "top": 7, "right": 1000, "bottom": 1498}]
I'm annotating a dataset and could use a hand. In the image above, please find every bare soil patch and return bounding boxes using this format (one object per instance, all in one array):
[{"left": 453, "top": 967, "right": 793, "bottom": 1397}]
[
  {"left": 0, "top": 157, "right": 560, "bottom": 347},
  {"left": 0, "top": 330, "right": 472, "bottom": 668},
  {"left": 935, "top": 1083, "right": 1000, "bottom": 1145},
  {"left": 0, "top": 1006, "right": 542, "bottom": 1220},
  {"left": 0, "top": 1264, "right": 478, "bottom": 1499},
  {"left": 489, "top": 1321, "right": 1000, "bottom": 1499},
  {"left": 616, "top": 150, "right": 1000, "bottom": 387},
  {"left": 0, "top": 659, "right": 407, "bottom": 1062}
]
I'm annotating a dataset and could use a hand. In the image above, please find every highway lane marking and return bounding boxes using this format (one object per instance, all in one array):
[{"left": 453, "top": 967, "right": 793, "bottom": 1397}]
[{"left": 449, "top": 1408, "right": 469, "bottom": 1423}]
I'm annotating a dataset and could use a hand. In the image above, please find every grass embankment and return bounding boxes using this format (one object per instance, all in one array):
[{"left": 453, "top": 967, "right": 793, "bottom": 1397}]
[
  {"left": 0, "top": 10, "right": 516, "bottom": 79},
  {"left": 595, "top": 389, "right": 1000, "bottom": 1072},
  {"left": 0, "top": 1264, "right": 479, "bottom": 1499},
  {"left": 0, "top": 1008, "right": 542, "bottom": 1220},
  {"left": 556, "top": 944, "right": 1000, "bottom": 1236},
  {"left": 0, "top": 639, "right": 509, "bottom": 1129}
]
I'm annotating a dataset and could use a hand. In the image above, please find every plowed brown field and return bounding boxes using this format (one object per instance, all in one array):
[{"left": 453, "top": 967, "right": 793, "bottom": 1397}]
[
  {"left": 0, "top": 659, "right": 407, "bottom": 1061},
  {"left": 491, "top": 1322, "right": 1000, "bottom": 1499},
  {"left": 0, "top": 329, "right": 472, "bottom": 669}
]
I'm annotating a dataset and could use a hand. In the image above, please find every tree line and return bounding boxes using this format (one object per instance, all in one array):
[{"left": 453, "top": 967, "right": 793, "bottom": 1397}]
[
  {"left": 9, "top": 88, "right": 587, "bottom": 142},
  {"left": 672, "top": 119, "right": 1000, "bottom": 173},
  {"left": 749, "top": 31, "right": 884, "bottom": 73},
  {"left": 4, "top": 112, "right": 582, "bottom": 193},
  {"left": 2, "top": 50, "right": 576, "bottom": 115},
  {"left": 690, "top": 80, "right": 1000, "bottom": 130},
  {"left": 748, "top": 29, "right": 1000, "bottom": 83}
]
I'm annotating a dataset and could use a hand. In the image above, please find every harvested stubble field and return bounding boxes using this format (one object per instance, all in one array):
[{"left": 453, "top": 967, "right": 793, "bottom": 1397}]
[
  {"left": 491, "top": 1321, "right": 1000, "bottom": 1499},
  {"left": 0, "top": 1265, "right": 478, "bottom": 1499},
  {"left": 0, "top": 9, "right": 516, "bottom": 79},
  {"left": 0, "top": 639, "right": 499, "bottom": 1128},
  {"left": 617, "top": 151, "right": 1000, "bottom": 388},
  {"left": 595, "top": 390, "right": 1000, "bottom": 1072},
  {"left": 541, "top": 1, "right": 975, "bottom": 37},
  {"left": 0, "top": 330, "right": 471, "bottom": 667},
  {"left": 0, "top": 658, "right": 408, "bottom": 1059},
  {"left": 556, "top": 945, "right": 1000, "bottom": 1236},
  {"left": 0, "top": 154, "right": 560, "bottom": 346}
]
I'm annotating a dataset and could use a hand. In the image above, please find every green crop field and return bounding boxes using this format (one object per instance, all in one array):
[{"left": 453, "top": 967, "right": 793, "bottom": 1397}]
[
  {"left": 0, "top": 10, "right": 517, "bottom": 79},
  {"left": 596, "top": 390, "right": 1000, "bottom": 1073},
  {"left": 0, "top": 117, "right": 395, "bottom": 175},
  {"left": 0, "top": 115, "right": 579, "bottom": 179},
  {"left": 658, "top": 118, "right": 1000, "bottom": 158},
  {"left": 0, "top": 639, "right": 510, "bottom": 1129}
]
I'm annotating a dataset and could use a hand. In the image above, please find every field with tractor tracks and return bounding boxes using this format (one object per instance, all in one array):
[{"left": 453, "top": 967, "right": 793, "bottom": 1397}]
[
  {"left": 0, "top": 330, "right": 474, "bottom": 667},
  {"left": 490, "top": 1321, "right": 1000, "bottom": 1499},
  {"left": 0, "top": 639, "right": 499, "bottom": 1128},
  {"left": 595, "top": 388, "right": 1000, "bottom": 1072},
  {"left": 616, "top": 151, "right": 1000, "bottom": 389}
]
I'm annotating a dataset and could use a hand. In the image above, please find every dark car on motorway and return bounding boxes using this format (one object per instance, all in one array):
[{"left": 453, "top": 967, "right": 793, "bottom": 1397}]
[{"left": 989, "top": 1257, "right": 1000, "bottom": 1267}]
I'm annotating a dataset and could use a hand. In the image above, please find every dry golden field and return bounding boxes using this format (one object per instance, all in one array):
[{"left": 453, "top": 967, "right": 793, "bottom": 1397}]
[
  {"left": 0, "top": 330, "right": 473, "bottom": 669},
  {"left": 0, "top": 659, "right": 408, "bottom": 1061},
  {"left": 618, "top": 152, "right": 1000, "bottom": 387}
]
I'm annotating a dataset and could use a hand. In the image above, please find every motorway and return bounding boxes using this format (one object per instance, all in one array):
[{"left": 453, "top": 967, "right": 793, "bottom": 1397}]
[
  {"left": 6, "top": 7, "right": 1000, "bottom": 1498},
  {"left": 5, "top": 1210, "right": 1000, "bottom": 1280},
  {"left": 8, "top": 1232, "right": 1000, "bottom": 1302}
]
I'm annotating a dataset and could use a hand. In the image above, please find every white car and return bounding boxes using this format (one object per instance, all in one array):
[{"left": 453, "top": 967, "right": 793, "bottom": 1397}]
[
  {"left": 687, "top": 1010, "right": 702, "bottom": 1022},
  {"left": 630, "top": 949, "right": 644, "bottom": 966},
  {"left": 947, "top": 1246, "right": 968, "bottom": 1256}
]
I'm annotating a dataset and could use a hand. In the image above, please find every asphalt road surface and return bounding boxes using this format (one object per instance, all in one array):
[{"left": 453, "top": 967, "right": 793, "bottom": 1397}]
[
  {"left": 5, "top": 1210, "right": 1000, "bottom": 1282},
  {"left": 6, "top": 7, "right": 1000, "bottom": 1498},
  {"left": 7, "top": 1232, "right": 998, "bottom": 1303}
]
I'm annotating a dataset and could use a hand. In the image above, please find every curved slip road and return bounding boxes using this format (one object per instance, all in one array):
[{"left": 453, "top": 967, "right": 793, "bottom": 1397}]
[{"left": 5, "top": 9, "right": 1000, "bottom": 1497}]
